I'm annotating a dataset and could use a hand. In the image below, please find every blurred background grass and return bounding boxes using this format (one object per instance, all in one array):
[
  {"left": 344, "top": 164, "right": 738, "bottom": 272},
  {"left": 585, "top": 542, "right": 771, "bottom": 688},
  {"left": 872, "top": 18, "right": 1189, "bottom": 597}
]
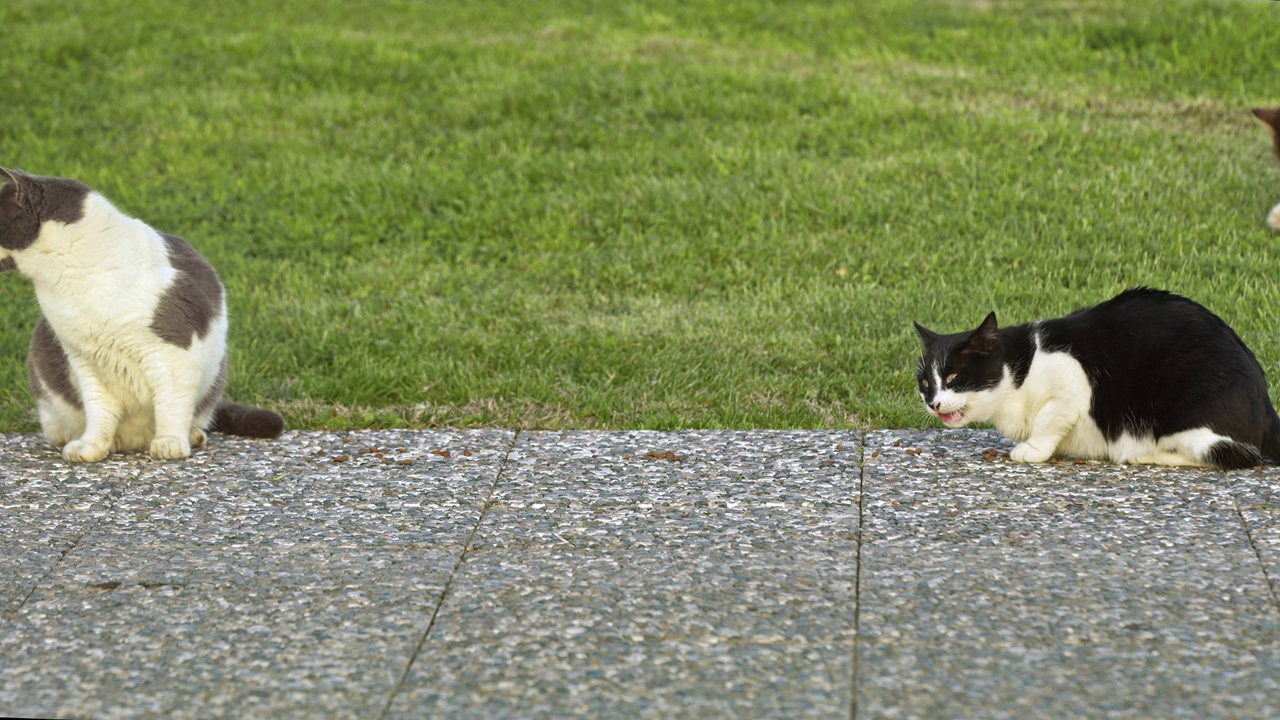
[{"left": 1, "top": 0, "right": 1278, "bottom": 431}]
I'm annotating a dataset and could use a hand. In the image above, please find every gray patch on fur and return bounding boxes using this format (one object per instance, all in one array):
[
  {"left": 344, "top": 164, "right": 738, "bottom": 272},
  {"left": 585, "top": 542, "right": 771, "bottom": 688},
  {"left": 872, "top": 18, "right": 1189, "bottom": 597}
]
[
  {"left": 0, "top": 175, "right": 40, "bottom": 252},
  {"left": 35, "top": 175, "right": 91, "bottom": 225},
  {"left": 150, "top": 234, "right": 224, "bottom": 349},
  {"left": 0, "top": 257, "right": 15, "bottom": 272},
  {"left": 27, "top": 317, "right": 81, "bottom": 408},
  {"left": 0, "top": 168, "right": 89, "bottom": 252},
  {"left": 196, "top": 354, "right": 229, "bottom": 419}
]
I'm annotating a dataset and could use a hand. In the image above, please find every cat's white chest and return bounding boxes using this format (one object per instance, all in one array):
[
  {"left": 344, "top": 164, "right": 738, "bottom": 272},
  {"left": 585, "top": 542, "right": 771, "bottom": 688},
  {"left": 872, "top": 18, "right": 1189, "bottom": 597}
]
[
  {"left": 31, "top": 227, "right": 175, "bottom": 381},
  {"left": 991, "top": 349, "right": 1109, "bottom": 459}
]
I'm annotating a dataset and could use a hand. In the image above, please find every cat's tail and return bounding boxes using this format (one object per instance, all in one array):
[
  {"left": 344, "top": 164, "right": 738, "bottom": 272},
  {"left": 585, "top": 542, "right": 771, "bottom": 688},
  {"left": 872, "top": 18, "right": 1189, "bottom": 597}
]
[
  {"left": 1208, "top": 410, "right": 1280, "bottom": 468},
  {"left": 1206, "top": 440, "right": 1264, "bottom": 470},
  {"left": 212, "top": 401, "right": 285, "bottom": 439}
]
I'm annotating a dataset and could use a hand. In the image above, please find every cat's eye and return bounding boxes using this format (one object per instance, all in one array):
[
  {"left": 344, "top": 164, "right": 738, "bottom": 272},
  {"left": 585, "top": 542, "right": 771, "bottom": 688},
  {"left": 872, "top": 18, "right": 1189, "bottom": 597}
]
[
  {"left": 944, "top": 373, "right": 957, "bottom": 385},
  {"left": 919, "top": 378, "right": 928, "bottom": 389}
]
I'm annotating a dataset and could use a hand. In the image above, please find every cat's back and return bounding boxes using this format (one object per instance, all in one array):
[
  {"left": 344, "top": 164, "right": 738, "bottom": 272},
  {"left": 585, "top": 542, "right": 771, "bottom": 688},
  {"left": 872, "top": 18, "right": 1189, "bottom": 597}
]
[
  {"left": 1042, "top": 287, "right": 1246, "bottom": 355},
  {"left": 1035, "top": 287, "right": 1268, "bottom": 423}
]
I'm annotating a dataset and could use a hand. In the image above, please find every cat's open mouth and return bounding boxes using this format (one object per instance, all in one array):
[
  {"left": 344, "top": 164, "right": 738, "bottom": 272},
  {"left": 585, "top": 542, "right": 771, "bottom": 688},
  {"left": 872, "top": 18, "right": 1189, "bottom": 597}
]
[{"left": 936, "top": 409, "right": 964, "bottom": 425}]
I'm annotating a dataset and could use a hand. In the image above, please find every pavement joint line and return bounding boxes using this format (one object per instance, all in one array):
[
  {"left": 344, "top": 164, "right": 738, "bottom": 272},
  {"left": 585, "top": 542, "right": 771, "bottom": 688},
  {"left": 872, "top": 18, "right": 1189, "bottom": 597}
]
[
  {"left": 1235, "top": 501, "right": 1280, "bottom": 614},
  {"left": 849, "top": 429, "right": 866, "bottom": 720},
  {"left": 377, "top": 428, "right": 521, "bottom": 719},
  {"left": 7, "top": 469, "right": 133, "bottom": 619},
  {"left": 12, "top": 543, "right": 74, "bottom": 619}
]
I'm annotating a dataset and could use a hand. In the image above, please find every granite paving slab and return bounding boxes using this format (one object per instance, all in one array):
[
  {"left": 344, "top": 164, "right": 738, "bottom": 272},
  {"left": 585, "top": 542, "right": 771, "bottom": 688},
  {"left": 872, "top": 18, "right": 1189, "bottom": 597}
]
[
  {"left": 857, "top": 429, "right": 1280, "bottom": 720},
  {"left": 1232, "top": 475, "right": 1280, "bottom": 606},
  {"left": 0, "top": 434, "right": 139, "bottom": 615},
  {"left": 1, "top": 428, "right": 1277, "bottom": 719},
  {"left": 387, "top": 430, "right": 861, "bottom": 719},
  {"left": 0, "top": 430, "right": 514, "bottom": 720}
]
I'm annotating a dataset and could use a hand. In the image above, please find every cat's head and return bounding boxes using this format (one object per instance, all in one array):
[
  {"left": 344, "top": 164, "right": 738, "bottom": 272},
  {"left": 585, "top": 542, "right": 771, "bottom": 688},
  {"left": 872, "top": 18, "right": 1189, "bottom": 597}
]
[
  {"left": 0, "top": 167, "right": 90, "bottom": 270},
  {"left": 913, "top": 312, "right": 1007, "bottom": 427}
]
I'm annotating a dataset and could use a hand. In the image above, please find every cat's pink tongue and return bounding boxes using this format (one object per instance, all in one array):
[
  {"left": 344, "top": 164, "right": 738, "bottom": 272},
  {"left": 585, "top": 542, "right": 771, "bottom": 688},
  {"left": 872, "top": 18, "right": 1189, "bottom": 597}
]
[{"left": 938, "top": 411, "right": 962, "bottom": 424}]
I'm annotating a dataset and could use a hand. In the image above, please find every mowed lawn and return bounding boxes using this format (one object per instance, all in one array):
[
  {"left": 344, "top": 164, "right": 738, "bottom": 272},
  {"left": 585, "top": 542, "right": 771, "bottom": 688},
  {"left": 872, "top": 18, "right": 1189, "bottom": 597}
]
[{"left": 0, "top": 0, "right": 1277, "bottom": 431}]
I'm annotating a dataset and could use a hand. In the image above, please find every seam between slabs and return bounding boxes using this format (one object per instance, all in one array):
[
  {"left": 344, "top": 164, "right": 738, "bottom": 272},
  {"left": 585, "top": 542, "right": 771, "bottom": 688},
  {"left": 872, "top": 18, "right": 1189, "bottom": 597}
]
[
  {"left": 850, "top": 429, "right": 867, "bottom": 720},
  {"left": 379, "top": 429, "right": 519, "bottom": 719},
  {"left": 12, "top": 470, "right": 134, "bottom": 619},
  {"left": 1235, "top": 502, "right": 1280, "bottom": 614}
]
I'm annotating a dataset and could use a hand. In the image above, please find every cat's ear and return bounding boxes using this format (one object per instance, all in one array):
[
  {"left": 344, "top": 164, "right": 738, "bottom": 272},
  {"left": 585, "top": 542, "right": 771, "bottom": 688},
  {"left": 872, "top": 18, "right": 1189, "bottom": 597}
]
[
  {"left": 0, "top": 167, "right": 22, "bottom": 189},
  {"left": 965, "top": 312, "right": 999, "bottom": 356},
  {"left": 0, "top": 168, "right": 29, "bottom": 211},
  {"left": 914, "top": 322, "right": 940, "bottom": 348},
  {"left": 0, "top": 172, "right": 22, "bottom": 222},
  {"left": 1254, "top": 108, "right": 1280, "bottom": 132}
]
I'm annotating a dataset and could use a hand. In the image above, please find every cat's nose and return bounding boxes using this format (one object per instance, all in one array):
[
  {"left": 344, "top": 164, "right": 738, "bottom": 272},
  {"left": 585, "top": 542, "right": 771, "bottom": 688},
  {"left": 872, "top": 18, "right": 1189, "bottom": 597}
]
[{"left": 928, "top": 401, "right": 941, "bottom": 411}]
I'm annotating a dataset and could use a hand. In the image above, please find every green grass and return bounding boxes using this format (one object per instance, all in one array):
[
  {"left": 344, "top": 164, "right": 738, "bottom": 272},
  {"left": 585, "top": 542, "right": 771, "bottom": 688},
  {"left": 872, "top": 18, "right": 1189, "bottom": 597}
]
[{"left": 1, "top": 0, "right": 1279, "bottom": 431}]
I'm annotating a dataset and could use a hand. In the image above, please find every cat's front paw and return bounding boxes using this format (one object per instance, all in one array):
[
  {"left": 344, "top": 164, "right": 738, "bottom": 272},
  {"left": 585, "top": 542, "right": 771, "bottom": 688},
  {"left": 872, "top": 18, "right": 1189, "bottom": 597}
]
[
  {"left": 150, "top": 435, "right": 191, "bottom": 460},
  {"left": 189, "top": 428, "right": 207, "bottom": 449},
  {"left": 1010, "top": 441, "right": 1053, "bottom": 463},
  {"left": 63, "top": 439, "right": 110, "bottom": 463}
]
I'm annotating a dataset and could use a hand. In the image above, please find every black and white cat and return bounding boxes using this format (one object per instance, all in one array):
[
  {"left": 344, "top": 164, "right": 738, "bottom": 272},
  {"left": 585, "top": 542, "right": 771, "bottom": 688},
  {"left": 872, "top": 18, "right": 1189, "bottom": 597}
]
[
  {"left": 913, "top": 288, "right": 1280, "bottom": 469},
  {"left": 0, "top": 167, "right": 283, "bottom": 462}
]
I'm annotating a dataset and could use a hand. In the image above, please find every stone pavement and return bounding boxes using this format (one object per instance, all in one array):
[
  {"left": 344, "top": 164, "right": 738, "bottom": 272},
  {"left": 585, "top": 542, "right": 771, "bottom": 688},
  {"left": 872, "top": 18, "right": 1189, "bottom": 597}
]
[{"left": 0, "top": 428, "right": 1276, "bottom": 719}]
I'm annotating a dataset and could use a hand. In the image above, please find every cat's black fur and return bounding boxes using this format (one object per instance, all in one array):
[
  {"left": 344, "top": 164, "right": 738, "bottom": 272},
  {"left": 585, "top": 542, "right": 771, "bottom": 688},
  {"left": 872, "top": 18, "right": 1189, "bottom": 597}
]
[{"left": 915, "top": 287, "right": 1280, "bottom": 468}]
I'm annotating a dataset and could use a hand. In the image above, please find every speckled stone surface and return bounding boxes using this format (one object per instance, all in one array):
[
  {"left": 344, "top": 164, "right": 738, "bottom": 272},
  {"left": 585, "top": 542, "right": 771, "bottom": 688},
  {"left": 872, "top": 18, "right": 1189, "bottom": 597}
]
[
  {"left": 0, "top": 428, "right": 1277, "bottom": 719},
  {"left": 859, "top": 429, "right": 1280, "bottom": 720},
  {"left": 387, "top": 430, "right": 861, "bottom": 719},
  {"left": 0, "top": 430, "right": 513, "bottom": 719}
]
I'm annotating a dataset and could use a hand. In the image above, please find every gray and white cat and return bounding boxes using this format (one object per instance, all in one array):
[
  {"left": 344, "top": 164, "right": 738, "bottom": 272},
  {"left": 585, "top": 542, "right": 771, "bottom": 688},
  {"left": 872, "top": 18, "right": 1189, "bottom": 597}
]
[{"left": 0, "top": 168, "right": 283, "bottom": 462}]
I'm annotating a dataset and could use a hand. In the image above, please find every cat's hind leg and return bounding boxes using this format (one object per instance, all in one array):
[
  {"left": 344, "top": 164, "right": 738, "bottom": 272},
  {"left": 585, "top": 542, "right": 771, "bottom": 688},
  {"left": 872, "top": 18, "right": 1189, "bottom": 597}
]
[
  {"left": 188, "top": 390, "right": 219, "bottom": 450},
  {"left": 35, "top": 394, "right": 83, "bottom": 449},
  {"left": 188, "top": 355, "right": 226, "bottom": 450},
  {"left": 28, "top": 320, "right": 96, "bottom": 457},
  {"left": 1139, "top": 428, "right": 1257, "bottom": 469}
]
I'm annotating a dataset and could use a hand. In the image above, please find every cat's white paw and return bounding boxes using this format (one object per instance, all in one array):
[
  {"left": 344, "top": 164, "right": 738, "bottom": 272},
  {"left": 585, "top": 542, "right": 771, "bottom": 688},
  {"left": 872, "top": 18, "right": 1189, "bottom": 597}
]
[
  {"left": 62, "top": 439, "right": 110, "bottom": 463},
  {"left": 1267, "top": 202, "right": 1280, "bottom": 232},
  {"left": 150, "top": 435, "right": 191, "bottom": 460},
  {"left": 1010, "top": 442, "right": 1053, "bottom": 463},
  {"left": 189, "top": 428, "right": 207, "bottom": 449}
]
